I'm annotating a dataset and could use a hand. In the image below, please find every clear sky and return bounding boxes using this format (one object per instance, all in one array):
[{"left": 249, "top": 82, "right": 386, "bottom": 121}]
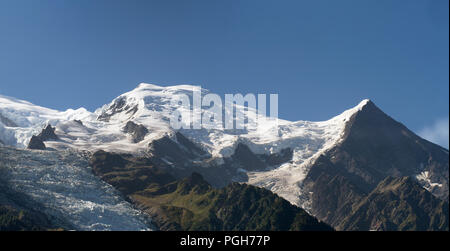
[{"left": 0, "top": 0, "right": 448, "bottom": 147}]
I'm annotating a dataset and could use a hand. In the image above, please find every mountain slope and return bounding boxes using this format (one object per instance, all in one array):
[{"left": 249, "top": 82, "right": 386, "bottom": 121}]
[
  {"left": 137, "top": 176, "right": 333, "bottom": 231},
  {"left": 302, "top": 101, "right": 449, "bottom": 229},
  {"left": 89, "top": 150, "right": 333, "bottom": 231},
  {"left": 338, "top": 177, "right": 448, "bottom": 231}
]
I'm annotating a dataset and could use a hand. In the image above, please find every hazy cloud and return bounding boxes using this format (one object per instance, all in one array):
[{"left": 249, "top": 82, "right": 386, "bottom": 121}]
[{"left": 418, "top": 117, "right": 449, "bottom": 149}]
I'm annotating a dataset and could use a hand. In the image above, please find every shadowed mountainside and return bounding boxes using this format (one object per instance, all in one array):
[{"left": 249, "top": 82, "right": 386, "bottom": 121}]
[{"left": 89, "top": 150, "right": 333, "bottom": 231}]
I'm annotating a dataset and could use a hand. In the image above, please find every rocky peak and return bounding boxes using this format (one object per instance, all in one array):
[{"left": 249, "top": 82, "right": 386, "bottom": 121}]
[
  {"left": 303, "top": 100, "right": 449, "bottom": 229},
  {"left": 38, "top": 125, "right": 59, "bottom": 141},
  {"left": 73, "top": 120, "right": 83, "bottom": 126},
  {"left": 231, "top": 143, "right": 268, "bottom": 171},
  {"left": 123, "top": 121, "right": 149, "bottom": 143},
  {"left": 27, "top": 136, "right": 46, "bottom": 150},
  {"left": 329, "top": 99, "right": 449, "bottom": 199},
  {"left": 26, "top": 124, "right": 59, "bottom": 150}
]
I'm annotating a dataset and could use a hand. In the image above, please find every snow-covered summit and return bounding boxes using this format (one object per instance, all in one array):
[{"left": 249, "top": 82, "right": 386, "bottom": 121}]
[{"left": 95, "top": 83, "right": 207, "bottom": 123}]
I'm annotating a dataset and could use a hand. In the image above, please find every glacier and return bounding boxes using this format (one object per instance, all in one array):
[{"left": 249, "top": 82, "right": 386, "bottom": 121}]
[{"left": 0, "top": 147, "right": 153, "bottom": 230}]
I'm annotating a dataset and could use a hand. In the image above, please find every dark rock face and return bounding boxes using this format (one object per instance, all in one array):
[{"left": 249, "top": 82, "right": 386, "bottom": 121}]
[
  {"left": 147, "top": 133, "right": 230, "bottom": 186},
  {"left": 335, "top": 101, "right": 448, "bottom": 199},
  {"left": 149, "top": 135, "right": 197, "bottom": 164},
  {"left": 258, "top": 148, "right": 293, "bottom": 166},
  {"left": 175, "top": 132, "right": 207, "bottom": 156},
  {"left": 148, "top": 133, "right": 293, "bottom": 188},
  {"left": 27, "top": 136, "right": 46, "bottom": 150},
  {"left": 337, "top": 177, "right": 448, "bottom": 231},
  {"left": 26, "top": 125, "right": 59, "bottom": 150},
  {"left": 304, "top": 101, "right": 449, "bottom": 230},
  {"left": 73, "top": 120, "right": 83, "bottom": 126},
  {"left": 0, "top": 113, "right": 17, "bottom": 127},
  {"left": 231, "top": 143, "right": 268, "bottom": 171},
  {"left": 90, "top": 150, "right": 175, "bottom": 196},
  {"left": 149, "top": 133, "right": 210, "bottom": 164},
  {"left": 37, "top": 125, "right": 59, "bottom": 141},
  {"left": 123, "top": 121, "right": 149, "bottom": 143},
  {"left": 89, "top": 151, "right": 333, "bottom": 231},
  {"left": 305, "top": 156, "right": 366, "bottom": 228}
]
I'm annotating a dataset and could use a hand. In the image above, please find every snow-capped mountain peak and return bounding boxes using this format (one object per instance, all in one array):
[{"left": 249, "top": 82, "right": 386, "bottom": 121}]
[{"left": 1, "top": 84, "right": 371, "bottom": 156}]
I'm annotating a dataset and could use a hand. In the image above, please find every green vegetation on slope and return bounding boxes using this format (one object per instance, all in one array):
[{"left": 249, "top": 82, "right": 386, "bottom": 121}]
[
  {"left": 90, "top": 150, "right": 333, "bottom": 231},
  {"left": 0, "top": 205, "right": 63, "bottom": 231}
]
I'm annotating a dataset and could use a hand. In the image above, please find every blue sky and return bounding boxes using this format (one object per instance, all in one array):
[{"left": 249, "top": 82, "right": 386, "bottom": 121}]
[{"left": 0, "top": 0, "right": 448, "bottom": 147}]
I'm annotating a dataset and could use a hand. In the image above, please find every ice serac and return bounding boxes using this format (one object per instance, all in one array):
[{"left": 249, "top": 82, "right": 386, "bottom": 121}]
[{"left": 302, "top": 100, "right": 449, "bottom": 229}]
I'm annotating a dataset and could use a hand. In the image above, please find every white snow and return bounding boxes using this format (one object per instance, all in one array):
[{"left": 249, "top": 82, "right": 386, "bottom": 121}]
[
  {"left": 416, "top": 171, "right": 443, "bottom": 192},
  {"left": 0, "top": 94, "right": 94, "bottom": 148}
]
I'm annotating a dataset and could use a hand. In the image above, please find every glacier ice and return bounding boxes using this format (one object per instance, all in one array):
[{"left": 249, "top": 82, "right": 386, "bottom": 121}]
[{"left": 0, "top": 147, "right": 153, "bottom": 231}]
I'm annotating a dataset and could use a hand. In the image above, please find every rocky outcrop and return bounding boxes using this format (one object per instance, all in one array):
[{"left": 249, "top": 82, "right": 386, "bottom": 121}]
[
  {"left": 73, "top": 120, "right": 83, "bottom": 126},
  {"left": 26, "top": 125, "right": 60, "bottom": 150},
  {"left": 175, "top": 132, "right": 207, "bottom": 156},
  {"left": 27, "top": 136, "right": 46, "bottom": 150},
  {"left": 27, "top": 125, "right": 59, "bottom": 150},
  {"left": 148, "top": 132, "right": 209, "bottom": 164},
  {"left": 230, "top": 143, "right": 268, "bottom": 171},
  {"left": 37, "top": 125, "right": 59, "bottom": 141},
  {"left": 123, "top": 121, "right": 149, "bottom": 143},
  {"left": 258, "top": 148, "right": 293, "bottom": 166}
]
